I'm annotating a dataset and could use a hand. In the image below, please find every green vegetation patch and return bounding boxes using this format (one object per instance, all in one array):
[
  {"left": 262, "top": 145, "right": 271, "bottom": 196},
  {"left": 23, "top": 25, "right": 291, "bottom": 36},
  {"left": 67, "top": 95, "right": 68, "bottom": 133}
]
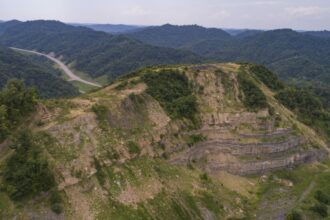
[
  {"left": 275, "top": 87, "right": 330, "bottom": 139},
  {"left": 187, "top": 134, "right": 206, "bottom": 147},
  {"left": 94, "top": 157, "right": 107, "bottom": 186},
  {"left": 71, "top": 81, "right": 98, "bottom": 94},
  {"left": 238, "top": 70, "right": 268, "bottom": 111},
  {"left": 0, "top": 47, "right": 79, "bottom": 99},
  {"left": 92, "top": 104, "right": 109, "bottom": 130},
  {"left": 0, "top": 80, "right": 37, "bottom": 142},
  {"left": 310, "top": 203, "right": 328, "bottom": 217},
  {"left": 216, "top": 69, "right": 234, "bottom": 95},
  {"left": 126, "top": 141, "right": 141, "bottom": 155},
  {"left": 1, "top": 131, "right": 55, "bottom": 200},
  {"left": 142, "top": 69, "right": 197, "bottom": 120},
  {"left": 49, "top": 190, "right": 63, "bottom": 214},
  {"left": 248, "top": 64, "right": 284, "bottom": 91},
  {"left": 286, "top": 210, "right": 303, "bottom": 220},
  {"left": 0, "top": 192, "right": 13, "bottom": 219}
]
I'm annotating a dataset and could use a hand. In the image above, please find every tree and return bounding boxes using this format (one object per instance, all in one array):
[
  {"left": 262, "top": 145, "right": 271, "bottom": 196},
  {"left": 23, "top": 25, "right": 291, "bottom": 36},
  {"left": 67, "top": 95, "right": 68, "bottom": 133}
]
[
  {"left": 3, "top": 131, "right": 55, "bottom": 200},
  {"left": 0, "top": 80, "right": 38, "bottom": 142}
]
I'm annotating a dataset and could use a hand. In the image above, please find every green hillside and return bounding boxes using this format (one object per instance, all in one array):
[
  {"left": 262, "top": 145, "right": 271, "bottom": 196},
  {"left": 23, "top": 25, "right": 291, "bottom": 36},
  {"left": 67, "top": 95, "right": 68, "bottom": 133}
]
[
  {"left": 0, "top": 63, "right": 328, "bottom": 219},
  {"left": 0, "top": 20, "right": 202, "bottom": 81},
  {"left": 188, "top": 29, "right": 330, "bottom": 88},
  {"left": 0, "top": 46, "right": 79, "bottom": 98},
  {"left": 128, "top": 26, "right": 330, "bottom": 108},
  {"left": 128, "top": 24, "right": 232, "bottom": 48}
]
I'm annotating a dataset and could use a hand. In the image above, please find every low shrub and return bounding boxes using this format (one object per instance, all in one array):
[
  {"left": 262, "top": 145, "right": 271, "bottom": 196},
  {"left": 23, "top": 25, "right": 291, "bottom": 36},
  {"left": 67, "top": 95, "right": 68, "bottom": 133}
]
[
  {"left": 314, "top": 190, "right": 330, "bottom": 205},
  {"left": 286, "top": 210, "right": 302, "bottom": 220},
  {"left": 187, "top": 134, "right": 206, "bottom": 147},
  {"left": 127, "top": 141, "right": 141, "bottom": 155},
  {"left": 310, "top": 203, "right": 328, "bottom": 217},
  {"left": 49, "top": 190, "right": 63, "bottom": 214}
]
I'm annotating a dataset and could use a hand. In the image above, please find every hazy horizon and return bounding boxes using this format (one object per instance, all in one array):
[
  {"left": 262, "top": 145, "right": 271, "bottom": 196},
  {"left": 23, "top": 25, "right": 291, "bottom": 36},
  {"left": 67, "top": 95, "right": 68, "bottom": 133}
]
[{"left": 1, "top": 0, "right": 330, "bottom": 31}]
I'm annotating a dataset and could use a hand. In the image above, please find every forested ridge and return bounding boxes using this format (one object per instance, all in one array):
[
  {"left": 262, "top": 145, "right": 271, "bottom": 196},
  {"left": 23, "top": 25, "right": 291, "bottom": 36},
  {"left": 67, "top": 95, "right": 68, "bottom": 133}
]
[
  {"left": 127, "top": 25, "right": 330, "bottom": 110},
  {"left": 128, "top": 24, "right": 231, "bottom": 48},
  {"left": 0, "top": 20, "right": 202, "bottom": 81},
  {"left": 128, "top": 26, "right": 330, "bottom": 85},
  {"left": 0, "top": 46, "right": 79, "bottom": 98}
]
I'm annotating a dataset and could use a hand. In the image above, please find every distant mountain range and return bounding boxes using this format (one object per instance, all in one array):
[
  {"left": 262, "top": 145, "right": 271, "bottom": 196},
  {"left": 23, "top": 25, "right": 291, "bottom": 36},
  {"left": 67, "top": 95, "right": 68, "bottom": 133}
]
[
  {"left": 0, "top": 20, "right": 20, "bottom": 34},
  {"left": 127, "top": 24, "right": 330, "bottom": 87},
  {"left": 0, "top": 20, "right": 329, "bottom": 105},
  {"left": 70, "top": 23, "right": 146, "bottom": 34},
  {"left": 303, "top": 30, "right": 330, "bottom": 39},
  {"left": 0, "top": 20, "right": 201, "bottom": 81},
  {"left": 127, "top": 24, "right": 232, "bottom": 48}
]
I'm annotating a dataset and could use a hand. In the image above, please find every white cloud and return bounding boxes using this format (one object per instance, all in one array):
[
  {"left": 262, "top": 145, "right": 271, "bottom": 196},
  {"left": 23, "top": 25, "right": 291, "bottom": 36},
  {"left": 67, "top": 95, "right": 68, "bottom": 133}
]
[
  {"left": 253, "top": 1, "right": 282, "bottom": 6},
  {"left": 285, "top": 6, "right": 326, "bottom": 17},
  {"left": 211, "top": 10, "right": 230, "bottom": 20},
  {"left": 123, "top": 6, "right": 149, "bottom": 16}
]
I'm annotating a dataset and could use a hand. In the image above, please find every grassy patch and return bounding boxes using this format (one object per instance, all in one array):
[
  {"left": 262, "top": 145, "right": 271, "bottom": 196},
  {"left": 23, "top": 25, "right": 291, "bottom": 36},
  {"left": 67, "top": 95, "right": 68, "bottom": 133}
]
[
  {"left": 126, "top": 141, "right": 141, "bottom": 155},
  {"left": 187, "top": 134, "right": 206, "bottom": 147},
  {"left": 71, "top": 81, "right": 98, "bottom": 93},
  {"left": 91, "top": 104, "right": 109, "bottom": 130},
  {"left": 0, "top": 192, "right": 14, "bottom": 218}
]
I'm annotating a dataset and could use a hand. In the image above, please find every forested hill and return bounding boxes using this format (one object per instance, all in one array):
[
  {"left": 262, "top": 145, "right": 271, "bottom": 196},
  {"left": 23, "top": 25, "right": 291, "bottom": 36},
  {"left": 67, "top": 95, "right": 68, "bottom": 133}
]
[
  {"left": 0, "top": 20, "right": 21, "bottom": 34},
  {"left": 303, "top": 30, "right": 330, "bottom": 39},
  {"left": 0, "top": 20, "right": 202, "bottom": 81},
  {"left": 72, "top": 23, "right": 145, "bottom": 34},
  {"left": 185, "top": 29, "right": 330, "bottom": 102},
  {"left": 127, "top": 26, "right": 330, "bottom": 87},
  {"left": 0, "top": 46, "right": 79, "bottom": 98},
  {"left": 128, "top": 24, "right": 232, "bottom": 48}
]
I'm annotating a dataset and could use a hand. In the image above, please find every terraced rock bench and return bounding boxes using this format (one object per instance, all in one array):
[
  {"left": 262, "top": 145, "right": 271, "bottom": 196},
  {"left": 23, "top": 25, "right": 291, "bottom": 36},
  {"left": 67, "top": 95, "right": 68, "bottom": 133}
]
[
  {"left": 206, "top": 149, "right": 327, "bottom": 175},
  {"left": 191, "top": 136, "right": 305, "bottom": 156},
  {"left": 239, "top": 128, "right": 292, "bottom": 138}
]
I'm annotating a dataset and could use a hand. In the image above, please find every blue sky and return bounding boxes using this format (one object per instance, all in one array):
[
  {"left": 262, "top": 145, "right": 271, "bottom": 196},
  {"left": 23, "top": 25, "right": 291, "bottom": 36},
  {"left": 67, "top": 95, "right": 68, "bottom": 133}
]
[{"left": 1, "top": 0, "right": 329, "bottom": 30}]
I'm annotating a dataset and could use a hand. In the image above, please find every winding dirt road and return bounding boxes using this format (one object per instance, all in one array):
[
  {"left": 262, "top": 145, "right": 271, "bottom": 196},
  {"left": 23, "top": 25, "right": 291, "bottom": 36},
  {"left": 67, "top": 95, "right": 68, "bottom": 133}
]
[{"left": 11, "top": 47, "right": 102, "bottom": 88}]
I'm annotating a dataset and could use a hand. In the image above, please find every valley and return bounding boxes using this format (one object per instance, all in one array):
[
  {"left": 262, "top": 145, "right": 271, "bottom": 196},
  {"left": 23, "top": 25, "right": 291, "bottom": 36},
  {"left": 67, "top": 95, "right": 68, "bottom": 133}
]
[{"left": 11, "top": 47, "right": 102, "bottom": 88}]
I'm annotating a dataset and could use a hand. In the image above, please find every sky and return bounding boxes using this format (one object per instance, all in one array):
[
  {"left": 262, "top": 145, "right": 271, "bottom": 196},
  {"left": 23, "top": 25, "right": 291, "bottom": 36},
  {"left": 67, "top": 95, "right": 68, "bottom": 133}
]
[{"left": 0, "top": 0, "right": 329, "bottom": 30}]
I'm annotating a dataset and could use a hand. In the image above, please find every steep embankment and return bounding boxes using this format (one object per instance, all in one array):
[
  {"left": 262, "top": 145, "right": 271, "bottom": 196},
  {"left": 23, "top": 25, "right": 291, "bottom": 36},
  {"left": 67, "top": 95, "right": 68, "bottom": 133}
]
[{"left": 0, "top": 63, "right": 328, "bottom": 219}]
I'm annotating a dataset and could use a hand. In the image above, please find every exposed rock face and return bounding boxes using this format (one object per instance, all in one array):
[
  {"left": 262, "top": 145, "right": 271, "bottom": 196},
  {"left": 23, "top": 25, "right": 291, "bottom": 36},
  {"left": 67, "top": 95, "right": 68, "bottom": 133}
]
[
  {"left": 166, "top": 65, "right": 328, "bottom": 176},
  {"left": 171, "top": 124, "right": 327, "bottom": 175},
  {"left": 239, "top": 128, "right": 292, "bottom": 138},
  {"left": 200, "top": 111, "right": 269, "bottom": 129},
  {"left": 206, "top": 149, "right": 327, "bottom": 175},
  {"left": 193, "top": 136, "right": 304, "bottom": 156}
]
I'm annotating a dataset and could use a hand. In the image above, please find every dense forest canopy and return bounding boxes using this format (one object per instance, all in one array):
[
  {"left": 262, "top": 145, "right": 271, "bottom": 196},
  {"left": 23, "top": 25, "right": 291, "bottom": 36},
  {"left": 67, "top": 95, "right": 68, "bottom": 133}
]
[
  {"left": 126, "top": 25, "right": 330, "bottom": 84},
  {"left": 127, "top": 25, "right": 330, "bottom": 110},
  {"left": 2, "top": 20, "right": 329, "bottom": 107},
  {"left": 128, "top": 24, "right": 231, "bottom": 48},
  {"left": 0, "top": 80, "right": 37, "bottom": 141},
  {"left": 0, "top": 20, "right": 202, "bottom": 81},
  {"left": 0, "top": 46, "right": 79, "bottom": 98}
]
